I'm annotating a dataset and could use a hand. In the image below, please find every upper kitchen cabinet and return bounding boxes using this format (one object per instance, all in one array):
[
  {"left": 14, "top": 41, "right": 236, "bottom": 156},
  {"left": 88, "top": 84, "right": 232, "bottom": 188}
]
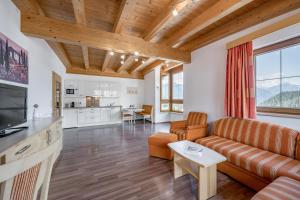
[{"left": 84, "top": 81, "right": 100, "bottom": 97}]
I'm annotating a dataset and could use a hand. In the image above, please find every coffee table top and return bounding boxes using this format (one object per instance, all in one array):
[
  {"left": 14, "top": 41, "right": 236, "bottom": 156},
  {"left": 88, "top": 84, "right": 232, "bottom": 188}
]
[{"left": 168, "top": 140, "right": 226, "bottom": 168}]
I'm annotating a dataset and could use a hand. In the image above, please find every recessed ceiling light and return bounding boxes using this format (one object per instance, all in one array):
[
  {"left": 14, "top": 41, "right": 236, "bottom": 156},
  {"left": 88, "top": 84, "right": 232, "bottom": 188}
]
[
  {"left": 166, "top": 64, "right": 169, "bottom": 67},
  {"left": 135, "top": 58, "right": 139, "bottom": 62},
  {"left": 109, "top": 51, "right": 114, "bottom": 56},
  {"left": 172, "top": 8, "right": 178, "bottom": 16},
  {"left": 121, "top": 60, "right": 125, "bottom": 65},
  {"left": 120, "top": 55, "right": 125, "bottom": 59},
  {"left": 134, "top": 51, "right": 139, "bottom": 56},
  {"left": 142, "top": 60, "right": 145, "bottom": 64}
]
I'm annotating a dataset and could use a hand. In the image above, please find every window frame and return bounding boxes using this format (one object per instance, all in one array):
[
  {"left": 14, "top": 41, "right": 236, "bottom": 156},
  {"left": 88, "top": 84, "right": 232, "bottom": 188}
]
[
  {"left": 254, "top": 36, "right": 300, "bottom": 115},
  {"left": 160, "top": 65, "right": 183, "bottom": 113}
]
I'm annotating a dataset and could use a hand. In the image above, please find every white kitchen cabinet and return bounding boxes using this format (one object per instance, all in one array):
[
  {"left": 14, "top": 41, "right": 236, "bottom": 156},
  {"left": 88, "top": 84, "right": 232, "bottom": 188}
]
[
  {"left": 100, "top": 108, "right": 111, "bottom": 122},
  {"left": 109, "top": 82, "right": 121, "bottom": 97},
  {"left": 77, "top": 80, "right": 85, "bottom": 97},
  {"left": 85, "top": 108, "right": 101, "bottom": 124},
  {"left": 84, "top": 81, "right": 100, "bottom": 96},
  {"left": 77, "top": 109, "right": 86, "bottom": 126},
  {"left": 63, "top": 109, "right": 78, "bottom": 128},
  {"left": 111, "top": 107, "right": 121, "bottom": 122}
]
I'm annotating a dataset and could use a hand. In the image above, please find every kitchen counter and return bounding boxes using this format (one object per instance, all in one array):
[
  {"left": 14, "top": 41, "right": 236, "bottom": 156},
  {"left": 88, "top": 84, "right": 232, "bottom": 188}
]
[{"left": 63, "top": 105, "right": 122, "bottom": 109}]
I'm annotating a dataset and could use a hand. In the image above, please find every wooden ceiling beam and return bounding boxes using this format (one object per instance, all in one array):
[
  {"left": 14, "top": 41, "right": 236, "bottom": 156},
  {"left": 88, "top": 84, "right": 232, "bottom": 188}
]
[
  {"left": 128, "top": 57, "right": 156, "bottom": 74},
  {"left": 180, "top": 0, "right": 300, "bottom": 51},
  {"left": 163, "top": 62, "right": 183, "bottom": 72},
  {"left": 127, "top": 0, "right": 189, "bottom": 74},
  {"left": 165, "top": 0, "right": 255, "bottom": 47},
  {"left": 142, "top": 60, "right": 165, "bottom": 76},
  {"left": 12, "top": 0, "right": 71, "bottom": 68},
  {"left": 116, "top": 55, "right": 135, "bottom": 73},
  {"left": 102, "top": 0, "right": 138, "bottom": 72},
  {"left": 72, "top": 0, "right": 89, "bottom": 69},
  {"left": 21, "top": 13, "right": 191, "bottom": 63},
  {"left": 67, "top": 67, "right": 143, "bottom": 79},
  {"left": 143, "top": 0, "right": 189, "bottom": 42},
  {"left": 227, "top": 12, "right": 300, "bottom": 49}
]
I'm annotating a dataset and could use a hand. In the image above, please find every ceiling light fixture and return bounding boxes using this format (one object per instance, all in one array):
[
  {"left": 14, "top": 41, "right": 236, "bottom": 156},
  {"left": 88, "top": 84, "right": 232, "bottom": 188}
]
[
  {"left": 120, "top": 60, "right": 125, "bottom": 65},
  {"left": 134, "top": 51, "right": 139, "bottom": 56},
  {"left": 120, "top": 55, "right": 125, "bottom": 59},
  {"left": 142, "top": 60, "right": 145, "bottom": 64},
  {"left": 135, "top": 58, "right": 139, "bottom": 62},
  {"left": 109, "top": 51, "right": 114, "bottom": 56},
  {"left": 172, "top": 8, "right": 178, "bottom": 16}
]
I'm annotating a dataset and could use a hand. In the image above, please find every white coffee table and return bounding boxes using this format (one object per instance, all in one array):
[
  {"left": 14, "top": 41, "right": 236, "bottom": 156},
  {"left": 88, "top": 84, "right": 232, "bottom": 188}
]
[{"left": 168, "top": 140, "right": 226, "bottom": 200}]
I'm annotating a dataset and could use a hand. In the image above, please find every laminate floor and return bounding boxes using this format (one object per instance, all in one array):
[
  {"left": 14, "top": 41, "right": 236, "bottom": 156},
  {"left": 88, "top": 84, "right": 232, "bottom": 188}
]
[{"left": 49, "top": 122, "right": 255, "bottom": 200}]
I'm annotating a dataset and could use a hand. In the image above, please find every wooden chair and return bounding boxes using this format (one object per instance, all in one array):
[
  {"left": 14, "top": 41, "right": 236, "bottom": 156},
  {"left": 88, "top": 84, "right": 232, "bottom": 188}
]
[
  {"left": 170, "top": 112, "right": 208, "bottom": 141},
  {"left": 122, "top": 110, "right": 133, "bottom": 124},
  {"left": 135, "top": 105, "right": 153, "bottom": 124},
  {"left": 0, "top": 139, "right": 62, "bottom": 200}
]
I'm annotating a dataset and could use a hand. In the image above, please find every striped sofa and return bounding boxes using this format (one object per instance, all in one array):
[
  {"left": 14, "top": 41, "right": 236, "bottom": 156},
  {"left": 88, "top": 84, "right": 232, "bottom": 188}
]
[{"left": 196, "top": 117, "right": 300, "bottom": 191}]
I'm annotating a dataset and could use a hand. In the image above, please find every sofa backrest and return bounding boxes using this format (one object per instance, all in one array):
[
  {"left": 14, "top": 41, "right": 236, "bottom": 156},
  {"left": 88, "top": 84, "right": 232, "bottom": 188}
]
[
  {"left": 187, "top": 112, "right": 207, "bottom": 126},
  {"left": 212, "top": 118, "right": 300, "bottom": 159}
]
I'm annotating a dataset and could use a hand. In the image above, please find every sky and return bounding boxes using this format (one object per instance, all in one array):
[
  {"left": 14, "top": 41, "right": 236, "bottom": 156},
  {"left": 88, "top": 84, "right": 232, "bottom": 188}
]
[{"left": 256, "top": 44, "right": 300, "bottom": 88}]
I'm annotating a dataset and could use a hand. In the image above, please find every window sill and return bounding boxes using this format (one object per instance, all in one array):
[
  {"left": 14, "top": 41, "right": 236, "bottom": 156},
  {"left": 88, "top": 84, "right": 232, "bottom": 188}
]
[{"left": 257, "top": 112, "right": 300, "bottom": 119}]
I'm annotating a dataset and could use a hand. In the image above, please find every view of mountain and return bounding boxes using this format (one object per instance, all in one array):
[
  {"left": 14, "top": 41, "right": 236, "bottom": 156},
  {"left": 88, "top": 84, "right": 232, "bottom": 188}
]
[{"left": 257, "top": 82, "right": 300, "bottom": 108}]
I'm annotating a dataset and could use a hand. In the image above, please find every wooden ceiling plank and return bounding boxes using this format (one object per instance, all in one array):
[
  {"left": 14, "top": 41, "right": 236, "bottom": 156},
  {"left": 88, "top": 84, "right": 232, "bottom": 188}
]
[
  {"left": 227, "top": 12, "right": 300, "bottom": 49},
  {"left": 21, "top": 13, "right": 191, "bottom": 63},
  {"left": 102, "top": 0, "right": 137, "bottom": 72},
  {"left": 180, "top": 0, "right": 300, "bottom": 51},
  {"left": 141, "top": 60, "right": 165, "bottom": 75},
  {"left": 12, "top": 0, "right": 71, "bottom": 68},
  {"left": 67, "top": 67, "right": 143, "bottom": 79},
  {"left": 72, "top": 0, "right": 89, "bottom": 69},
  {"left": 165, "top": 0, "right": 255, "bottom": 47}
]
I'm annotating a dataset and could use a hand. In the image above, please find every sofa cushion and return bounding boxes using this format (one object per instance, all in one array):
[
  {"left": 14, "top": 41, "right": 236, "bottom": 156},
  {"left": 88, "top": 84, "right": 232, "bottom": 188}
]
[
  {"left": 212, "top": 118, "right": 299, "bottom": 158},
  {"left": 251, "top": 176, "right": 300, "bottom": 200},
  {"left": 197, "top": 136, "right": 300, "bottom": 181}
]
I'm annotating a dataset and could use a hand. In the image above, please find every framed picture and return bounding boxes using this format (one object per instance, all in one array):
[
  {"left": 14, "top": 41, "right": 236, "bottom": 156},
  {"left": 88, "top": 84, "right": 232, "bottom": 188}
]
[
  {"left": 0, "top": 32, "right": 28, "bottom": 84},
  {"left": 127, "top": 87, "right": 138, "bottom": 95}
]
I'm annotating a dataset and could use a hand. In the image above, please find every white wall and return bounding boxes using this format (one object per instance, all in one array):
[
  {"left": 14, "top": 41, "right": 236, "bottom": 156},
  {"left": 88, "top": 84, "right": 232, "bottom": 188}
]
[
  {"left": 0, "top": 0, "right": 66, "bottom": 120},
  {"left": 65, "top": 74, "right": 144, "bottom": 108},
  {"left": 184, "top": 9, "right": 300, "bottom": 130}
]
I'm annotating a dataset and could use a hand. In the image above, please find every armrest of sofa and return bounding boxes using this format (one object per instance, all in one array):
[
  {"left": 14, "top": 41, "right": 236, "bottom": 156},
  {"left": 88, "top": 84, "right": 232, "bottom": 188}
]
[{"left": 170, "top": 120, "right": 186, "bottom": 131}]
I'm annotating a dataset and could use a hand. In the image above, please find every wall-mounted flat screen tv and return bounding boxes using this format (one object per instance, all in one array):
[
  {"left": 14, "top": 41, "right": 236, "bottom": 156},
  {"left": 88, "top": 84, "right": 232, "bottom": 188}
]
[{"left": 0, "top": 83, "right": 27, "bottom": 132}]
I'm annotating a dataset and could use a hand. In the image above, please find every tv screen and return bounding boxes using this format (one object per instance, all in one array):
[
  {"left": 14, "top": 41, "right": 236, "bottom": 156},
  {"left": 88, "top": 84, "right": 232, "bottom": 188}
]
[{"left": 0, "top": 83, "right": 27, "bottom": 132}]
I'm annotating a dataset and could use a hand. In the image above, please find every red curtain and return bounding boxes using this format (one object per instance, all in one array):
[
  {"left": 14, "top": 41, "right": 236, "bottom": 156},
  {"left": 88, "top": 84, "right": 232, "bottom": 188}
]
[{"left": 225, "top": 41, "right": 256, "bottom": 119}]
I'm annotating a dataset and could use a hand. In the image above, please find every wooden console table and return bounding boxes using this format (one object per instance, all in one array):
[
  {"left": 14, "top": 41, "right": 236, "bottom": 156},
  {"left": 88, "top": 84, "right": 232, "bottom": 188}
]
[{"left": 0, "top": 117, "right": 63, "bottom": 200}]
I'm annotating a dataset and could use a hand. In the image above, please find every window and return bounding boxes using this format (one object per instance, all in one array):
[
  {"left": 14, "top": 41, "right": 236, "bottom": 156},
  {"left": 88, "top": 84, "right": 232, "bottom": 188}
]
[
  {"left": 160, "top": 66, "right": 183, "bottom": 112},
  {"left": 254, "top": 36, "right": 300, "bottom": 115}
]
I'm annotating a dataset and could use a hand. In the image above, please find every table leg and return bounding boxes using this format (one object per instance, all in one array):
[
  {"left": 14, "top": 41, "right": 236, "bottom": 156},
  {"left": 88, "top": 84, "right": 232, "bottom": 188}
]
[
  {"left": 198, "top": 165, "right": 217, "bottom": 200},
  {"left": 173, "top": 153, "right": 187, "bottom": 179}
]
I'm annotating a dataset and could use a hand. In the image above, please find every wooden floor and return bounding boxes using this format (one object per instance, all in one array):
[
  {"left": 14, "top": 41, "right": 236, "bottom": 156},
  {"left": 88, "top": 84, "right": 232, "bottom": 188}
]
[{"left": 49, "top": 122, "right": 255, "bottom": 200}]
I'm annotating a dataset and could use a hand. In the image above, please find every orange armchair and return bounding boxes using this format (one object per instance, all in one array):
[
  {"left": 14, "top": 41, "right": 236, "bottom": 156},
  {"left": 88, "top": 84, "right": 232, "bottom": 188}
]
[{"left": 170, "top": 112, "right": 208, "bottom": 141}]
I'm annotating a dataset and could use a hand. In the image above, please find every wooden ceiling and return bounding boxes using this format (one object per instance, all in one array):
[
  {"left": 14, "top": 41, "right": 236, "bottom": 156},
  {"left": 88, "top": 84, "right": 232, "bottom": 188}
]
[{"left": 12, "top": 0, "right": 300, "bottom": 79}]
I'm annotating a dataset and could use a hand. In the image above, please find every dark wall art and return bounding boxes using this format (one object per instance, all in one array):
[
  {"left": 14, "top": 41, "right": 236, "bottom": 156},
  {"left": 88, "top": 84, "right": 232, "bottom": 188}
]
[{"left": 0, "top": 32, "right": 28, "bottom": 84}]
